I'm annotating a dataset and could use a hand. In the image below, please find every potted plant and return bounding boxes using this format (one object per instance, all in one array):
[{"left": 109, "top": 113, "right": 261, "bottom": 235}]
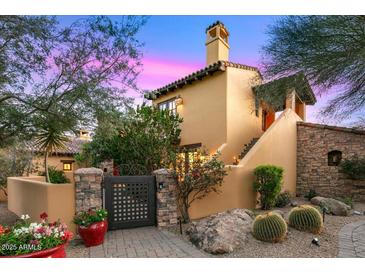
[
  {"left": 73, "top": 208, "right": 108, "bottom": 247},
  {"left": 0, "top": 212, "right": 73, "bottom": 258}
]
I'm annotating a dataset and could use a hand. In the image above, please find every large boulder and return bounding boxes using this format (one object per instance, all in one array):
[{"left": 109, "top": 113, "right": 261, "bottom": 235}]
[
  {"left": 186, "top": 208, "right": 253, "bottom": 254},
  {"left": 310, "top": 196, "right": 351, "bottom": 216}
]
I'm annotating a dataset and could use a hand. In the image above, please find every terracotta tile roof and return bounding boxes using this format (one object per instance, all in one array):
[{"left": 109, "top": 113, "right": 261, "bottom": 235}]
[
  {"left": 144, "top": 60, "right": 260, "bottom": 100},
  {"left": 25, "top": 137, "right": 88, "bottom": 156},
  {"left": 253, "top": 73, "right": 317, "bottom": 105},
  {"left": 297, "top": 122, "right": 365, "bottom": 135}
]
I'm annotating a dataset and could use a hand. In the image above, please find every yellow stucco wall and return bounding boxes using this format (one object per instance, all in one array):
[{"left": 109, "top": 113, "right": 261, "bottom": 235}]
[
  {"left": 189, "top": 109, "right": 301, "bottom": 219},
  {"left": 223, "top": 67, "right": 263, "bottom": 164},
  {"left": 153, "top": 67, "right": 300, "bottom": 220},
  {"left": 7, "top": 176, "right": 76, "bottom": 232},
  {"left": 154, "top": 71, "right": 228, "bottom": 155},
  {"left": 32, "top": 155, "right": 78, "bottom": 183},
  {"left": 0, "top": 155, "right": 76, "bottom": 202}
]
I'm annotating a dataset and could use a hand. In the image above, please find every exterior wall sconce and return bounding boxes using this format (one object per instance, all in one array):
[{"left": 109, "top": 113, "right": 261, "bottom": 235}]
[
  {"left": 233, "top": 156, "right": 239, "bottom": 165},
  {"left": 158, "top": 182, "right": 165, "bottom": 190},
  {"left": 175, "top": 96, "right": 183, "bottom": 106}
]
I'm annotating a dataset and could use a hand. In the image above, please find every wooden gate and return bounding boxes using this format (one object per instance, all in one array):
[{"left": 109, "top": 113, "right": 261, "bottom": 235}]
[{"left": 104, "top": 176, "right": 156, "bottom": 230}]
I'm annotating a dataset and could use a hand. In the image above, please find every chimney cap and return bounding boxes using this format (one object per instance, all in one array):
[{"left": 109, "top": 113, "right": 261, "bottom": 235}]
[{"left": 205, "top": 20, "right": 228, "bottom": 33}]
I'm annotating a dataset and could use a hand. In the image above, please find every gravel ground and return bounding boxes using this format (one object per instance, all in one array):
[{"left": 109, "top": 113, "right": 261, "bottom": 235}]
[
  {"left": 2, "top": 200, "right": 365, "bottom": 258},
  {"left": 168, "top": 198, "right": 365, "bottom": 258}
]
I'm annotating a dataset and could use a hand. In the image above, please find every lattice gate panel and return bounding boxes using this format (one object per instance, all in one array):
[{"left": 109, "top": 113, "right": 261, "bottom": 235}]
[{"left": 104, "top": 176, "right": 156, "bottom": 229}]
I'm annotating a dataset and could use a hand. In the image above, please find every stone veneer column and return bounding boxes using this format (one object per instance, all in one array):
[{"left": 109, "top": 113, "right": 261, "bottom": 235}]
[
  {"left": 99, "top": 159, "right": 114, "bottom": 177},
  {"left": 153, "top": 169, "right": 178, "bottom": 228},
  {"left": 74, "top": 168, "right": 104, "bottom": 213}
]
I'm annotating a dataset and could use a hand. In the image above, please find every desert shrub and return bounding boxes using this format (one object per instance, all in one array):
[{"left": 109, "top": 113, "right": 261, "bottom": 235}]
[
  {"left": 252, "top": 212, "right": 287, "bottom": 243},
  {"left": 304, "top": 189, "right": 317, "bottom": 201},
  {"left": 0, "top": 142, "right": 35, "bottom": 196},
  {"left": 337, "top": 196, "right": 354, "bottom": 208},
  {"left": 288, "top": 205, "right": 323, "bottom": 234},
  {"left": 175, "top": 151, "right": 227, "bottom": 223},
  {"left": 83, "top": 105, "right": 182, "bottom": 175},
  {"left": 39, "top": 166, "right": 69, "bottom": 184},
  {"left": 340, "top": 155, "right": 365, "bottom": 180},
  {"left": 253, "top": 165, "right": 284, "bottom": 210},
  {"left": 275, "top": 191, "right": 291, "bottom": 208}
]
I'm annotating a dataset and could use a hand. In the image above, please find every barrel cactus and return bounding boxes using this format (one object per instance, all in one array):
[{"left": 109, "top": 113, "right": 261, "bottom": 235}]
[
  {"left": 252, "top": 212, "right": 287, "bottom": 243},
  {"left": 288, "top": 205, "right": 323, "bottom": 234}
]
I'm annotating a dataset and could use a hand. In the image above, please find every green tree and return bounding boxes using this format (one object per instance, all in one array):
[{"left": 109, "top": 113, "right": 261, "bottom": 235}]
[
  {"left": 0, "top": 141, "right": 35, "bottom": 197},
  {"left": 262, "top": 16, "right": 365, "bottom": 120},
  {"left": 0, "top": 16, "right": 57, "bottom": 146},
  {"left": 83, "top": 105, "right": 183, "bottom": 175},
  {"left": 0, "top": 16, "right": 147, "bottom": 147},
  {"left": 33, "top": 115, "right": 71, "bottom": 183}
]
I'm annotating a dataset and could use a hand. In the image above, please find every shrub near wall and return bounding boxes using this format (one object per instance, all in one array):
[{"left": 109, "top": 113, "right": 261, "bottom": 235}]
[{"left": 253, "top": 165, "right": 284, "bottom": 210}]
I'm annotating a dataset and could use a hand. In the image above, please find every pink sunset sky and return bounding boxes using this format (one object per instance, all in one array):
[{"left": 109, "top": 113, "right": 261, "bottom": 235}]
[{"left": 58, "top": 16, "right": 363, "bottom": 126}]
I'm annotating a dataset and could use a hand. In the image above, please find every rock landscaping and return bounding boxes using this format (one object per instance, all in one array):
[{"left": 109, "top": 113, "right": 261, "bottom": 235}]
[
  {"left": 186, "top": 208, "right": 253, "bottom": 254},
  {"left": 168, "top": 198, "right": 365, "bottom": 257},
  {"left": 310, "top": 196, "right": 351, "bottom": 216}
]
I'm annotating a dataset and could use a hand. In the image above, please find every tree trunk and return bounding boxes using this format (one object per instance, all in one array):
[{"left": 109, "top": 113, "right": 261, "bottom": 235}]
[
  {"left": 44, "top": 150, "right": 50, "bottom": 183},
  {"left": 180, "top": 199, "right": 191, "bottom": 223}
]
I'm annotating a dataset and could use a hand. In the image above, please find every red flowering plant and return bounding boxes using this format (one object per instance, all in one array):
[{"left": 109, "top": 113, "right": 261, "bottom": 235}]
[
  {"left": 73, "top": 208, "right": 108, "bottom": 227},
  {"left": 0, "top": 212, "right": 73, "bottom": 256}
]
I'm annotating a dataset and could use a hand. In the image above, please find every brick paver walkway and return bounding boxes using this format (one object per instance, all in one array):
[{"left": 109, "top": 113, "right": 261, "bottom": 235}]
[
  {"left": 88, "top": 227, "right": 208, "bottom": 258},
  {"left": 338, "top": 220, "right": 365, "bottom": 258}
]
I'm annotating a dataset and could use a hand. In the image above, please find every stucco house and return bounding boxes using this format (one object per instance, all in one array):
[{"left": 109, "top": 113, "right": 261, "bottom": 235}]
[
  {"left": 145, "top": 21, "right": 365, "bottom": 220},
  {"left": 25, "top": 130, "right": 91, "bottom": 183}
]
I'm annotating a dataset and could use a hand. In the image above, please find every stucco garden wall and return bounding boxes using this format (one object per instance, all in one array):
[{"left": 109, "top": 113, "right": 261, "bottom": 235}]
[
  {"left": 7, "top": 176, "right": 76, "bottom": 232},
  {"left": 189, "top": 109, "right": 300, "bottom": 219},
  {"left": 297, "top": 122, "right": 365, "bottom": 201}
]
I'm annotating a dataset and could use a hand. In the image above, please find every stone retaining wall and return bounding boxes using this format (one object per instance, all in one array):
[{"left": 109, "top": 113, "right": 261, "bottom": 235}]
[
  {"left": 297, "top": 122, "right": 365, "bottom": 200},
  {"left": 153, "top": 169, "right": 178, "bottom": 228},
  {"left": 74, "top": 168, "right": 103, "bottom": 212}
]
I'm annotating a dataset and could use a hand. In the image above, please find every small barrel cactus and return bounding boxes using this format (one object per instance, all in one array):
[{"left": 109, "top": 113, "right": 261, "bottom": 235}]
[
  {"left": 252, "top": 212, "right": 287, "bottom": 243},
  {"left": 288, "top": 205, "right": 323, "bottom": 234}
]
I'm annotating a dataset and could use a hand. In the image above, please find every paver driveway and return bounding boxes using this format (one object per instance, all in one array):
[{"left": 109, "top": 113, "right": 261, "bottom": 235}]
[
  {"left": 88, "top": 226, "right": 208, "bottom": 258},
  {"left": 338, "top": 220, "right": 365, "bottom": 258}
]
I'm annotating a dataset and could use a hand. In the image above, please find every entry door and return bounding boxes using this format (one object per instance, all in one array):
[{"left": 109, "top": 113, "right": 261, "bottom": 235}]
[{"left": 104, "top": 176, "right": 156, "bottom": 230}]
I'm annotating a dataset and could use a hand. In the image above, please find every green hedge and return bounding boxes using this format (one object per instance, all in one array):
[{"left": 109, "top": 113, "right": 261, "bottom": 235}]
[{"left": 253, "top": 165, "right": 284, "bottom": 210}]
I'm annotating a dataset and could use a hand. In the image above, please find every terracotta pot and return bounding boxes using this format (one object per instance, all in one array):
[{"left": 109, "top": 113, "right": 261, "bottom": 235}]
[
  {"left": 78, "top": 219, "right": 108, "bottom": 247},
  {"left": 2, "top": 244, "right": 66, "bottom": 258}
]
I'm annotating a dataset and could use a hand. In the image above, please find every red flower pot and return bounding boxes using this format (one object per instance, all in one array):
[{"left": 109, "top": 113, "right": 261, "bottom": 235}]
[
  {"left": 78, "top": 219, "right": 108, "bottom": 247},
  {"left": 2, "top": 244, "right": 66, "bottom": 258}
]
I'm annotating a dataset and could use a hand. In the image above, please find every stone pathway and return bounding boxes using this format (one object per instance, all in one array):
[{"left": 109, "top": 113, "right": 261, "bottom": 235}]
[
  {"left": 88, "top": 226, "right": 208, "bottom": 258},
  {"left": 338, "top": 220, "right": 365, "bottom": 258}
]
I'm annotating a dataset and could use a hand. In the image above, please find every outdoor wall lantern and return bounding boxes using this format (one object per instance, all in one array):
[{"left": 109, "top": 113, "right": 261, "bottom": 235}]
[
  {"left": 158, "top": 182, "right": 165, "bottom": 190},
  {"left": 175, "top": 96, "right": 183, "bottom": 106}
]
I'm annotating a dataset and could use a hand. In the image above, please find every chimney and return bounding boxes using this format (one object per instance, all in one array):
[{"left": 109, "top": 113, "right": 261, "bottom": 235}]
[
  {"left": 205, "top": 21, "right": 230, "bottom": 65},
  {"left": 79, "top": 129, "right": 91, "bottom": 141}
]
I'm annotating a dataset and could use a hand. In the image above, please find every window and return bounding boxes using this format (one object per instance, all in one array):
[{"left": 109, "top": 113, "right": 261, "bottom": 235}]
[
  {"left": 61, "top": 160, "right": 74, "bottom": 171},
  {"left": 158, "top": 98, "right": 177, "bottom": 115},
  {"left": 177, "top": 143, "right": 203, "bottom": 174},
  {"left": 328, "top": 150, "right": 342, "bottom": 166}
]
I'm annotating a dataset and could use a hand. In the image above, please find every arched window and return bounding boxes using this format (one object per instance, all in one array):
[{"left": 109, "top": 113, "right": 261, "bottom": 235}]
[{"left": 328, "top": 150, "right": 342, "bottom": 166}]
